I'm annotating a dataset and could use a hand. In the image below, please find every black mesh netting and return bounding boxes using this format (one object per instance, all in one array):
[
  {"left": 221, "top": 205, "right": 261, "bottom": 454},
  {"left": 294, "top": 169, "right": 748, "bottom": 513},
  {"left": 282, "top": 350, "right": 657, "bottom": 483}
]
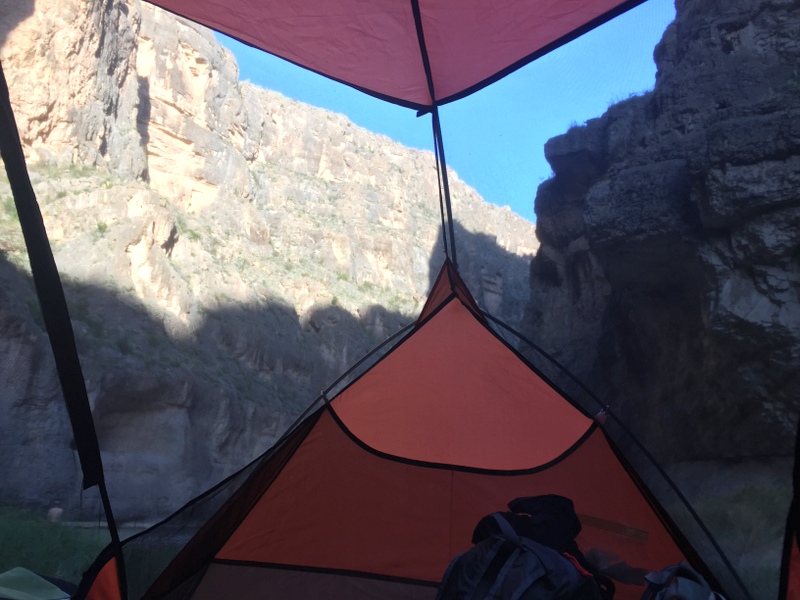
[
  {"left": 79, "top": 320, "right": 418, "bottom": 600},
  {"left": 79, "top": 303, "right": 781, "bottom": 600},
  {"left": 485, "top": 312, "right": 768, "bottom": 600}
]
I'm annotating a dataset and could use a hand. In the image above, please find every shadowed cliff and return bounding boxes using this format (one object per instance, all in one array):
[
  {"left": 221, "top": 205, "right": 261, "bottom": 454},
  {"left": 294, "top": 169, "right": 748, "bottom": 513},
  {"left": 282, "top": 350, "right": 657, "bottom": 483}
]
[
  {"left": 523, "top": 0, "right": 800, "bottom": 593},
  {"left": 526, "top": 0, "right": 800, "bottom": 463},
  {"left": 0, "top": 216, "right": 532, "bottom": 522}
]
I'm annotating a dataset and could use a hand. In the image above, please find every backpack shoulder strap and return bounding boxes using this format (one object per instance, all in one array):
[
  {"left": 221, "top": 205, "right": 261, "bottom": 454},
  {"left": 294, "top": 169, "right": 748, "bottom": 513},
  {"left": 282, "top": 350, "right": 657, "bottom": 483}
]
[
  {"left": 491, "top": 512, "right": 521, "bottom": 543},
  {"left": 466, "top": 539, "right": 519, "bottom": 600},
  {"left": 663, "top": 576, "right": 712, "bottom": 600}
]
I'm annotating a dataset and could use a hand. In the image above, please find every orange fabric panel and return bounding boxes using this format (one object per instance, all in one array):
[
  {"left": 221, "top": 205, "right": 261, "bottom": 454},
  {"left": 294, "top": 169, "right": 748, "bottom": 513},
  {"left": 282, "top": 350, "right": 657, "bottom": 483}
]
[
  {"left": 219, "top": 411, "right": 453, "bottom": 582},
  {"left": 789, "top": 537, "right": 800, "bottom": 599},
  {"left": 333, "top": 298, "right": 593, "bottom": 470},
  {"left": 219, "top": 413, "right": 687, "bottom": 600},
  {"left": 421, "top": 0, "right": 633, "bottom": 102},
  {"left": 417, "top": 260, "right": 456, "bottom": 323},
  {"left": 417, "top": 260, "right": 482, "bottom": 324},
  {"left": 145, "top": 0, "right": 635, "bottom": 106},
  {"left": 83, "top": 557, "right": 121, "bottom": 600},
  {"left": 148, "top": 0, "right": 428, "bottom": 105},
  {"left": 448, "top": 430, "right": 685, "bottom": 600}
]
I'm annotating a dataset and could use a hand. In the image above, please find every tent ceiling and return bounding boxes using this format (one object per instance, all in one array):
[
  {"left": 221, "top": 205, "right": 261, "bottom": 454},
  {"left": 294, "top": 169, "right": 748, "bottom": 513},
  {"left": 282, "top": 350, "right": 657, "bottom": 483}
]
[{"left": 147, "top": 0, "right": 645, "bottom": 108}]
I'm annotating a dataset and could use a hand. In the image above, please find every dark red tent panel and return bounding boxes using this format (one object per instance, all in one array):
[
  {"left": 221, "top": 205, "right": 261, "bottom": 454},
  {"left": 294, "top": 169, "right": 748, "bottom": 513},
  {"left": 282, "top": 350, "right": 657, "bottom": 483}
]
[
  {"left": 145, "top": 0, "right": 645, "bottom": 108},
  {"left": 781, "top": 539, "right": 800, "bottom": 600},
  {"left": 780, "top": 422, "right": 800, "bottom": 600},
  {"left": 79, "top": 261, "right": 718, "bottom": 600}
]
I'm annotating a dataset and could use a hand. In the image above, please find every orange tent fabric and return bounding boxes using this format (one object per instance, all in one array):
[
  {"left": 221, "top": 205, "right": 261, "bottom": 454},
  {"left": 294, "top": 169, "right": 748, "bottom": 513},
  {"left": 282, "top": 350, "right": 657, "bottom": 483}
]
[
  {"left": 215, "top": 411, "right": 686, "bottom": 599},
  {"left": 332, "top": 298, "right": 593, "bottom": 470},
  {"left": 782, "top": 539, "right": 800, "bottom": 600},
  {"left": 83, "top": 559, "right": 121, "bottom": 600},
  {"left": 144, "top": 0, "right": 645, "bottom": 108},
  {"left": 77, "top": 261, "right": 718, "bottom": 600}
]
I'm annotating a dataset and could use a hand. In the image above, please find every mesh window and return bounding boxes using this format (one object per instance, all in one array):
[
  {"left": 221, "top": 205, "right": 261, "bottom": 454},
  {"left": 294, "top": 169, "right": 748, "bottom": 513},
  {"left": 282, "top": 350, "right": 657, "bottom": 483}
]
[{"left": 486, "top": 311, "right": 765, "bottom": 600}]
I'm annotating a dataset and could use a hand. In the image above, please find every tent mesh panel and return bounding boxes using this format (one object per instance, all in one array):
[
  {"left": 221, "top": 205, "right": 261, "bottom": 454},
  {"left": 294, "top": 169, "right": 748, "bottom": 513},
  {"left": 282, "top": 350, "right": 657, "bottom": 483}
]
[
  {"left": 84, "top": 305, "right": 757, "bottom": 600},
  {"left": 500, "top": 316, "right": 755, "bottom": 600},
  {"left": 97, "top": 321, "right": 417, "bottom": 600},
  {"left": 323, "top": 320, "right": 416, "bottom": 400},
  {"left": 119, "top": 456, "right": 262, "bottom": 600}
]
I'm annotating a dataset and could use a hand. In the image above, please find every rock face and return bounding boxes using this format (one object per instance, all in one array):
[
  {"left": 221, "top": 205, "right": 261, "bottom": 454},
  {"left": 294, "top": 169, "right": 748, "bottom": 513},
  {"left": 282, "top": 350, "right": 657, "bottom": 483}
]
[
  {"left": 0, "top": 0, "right": 536, "bottom": 520},
  {"left": 526, "top": 0, "right": 800, "bottom": 463},
  {"left": 524, "top": 2, "right": 799, "bottom": 591}
]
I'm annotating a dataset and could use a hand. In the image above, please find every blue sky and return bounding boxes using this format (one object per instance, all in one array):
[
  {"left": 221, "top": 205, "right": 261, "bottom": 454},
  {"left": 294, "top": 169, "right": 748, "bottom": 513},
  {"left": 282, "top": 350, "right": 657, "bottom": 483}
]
[{"left": 216, "top": 0, "right": 676, "bottom": 223}]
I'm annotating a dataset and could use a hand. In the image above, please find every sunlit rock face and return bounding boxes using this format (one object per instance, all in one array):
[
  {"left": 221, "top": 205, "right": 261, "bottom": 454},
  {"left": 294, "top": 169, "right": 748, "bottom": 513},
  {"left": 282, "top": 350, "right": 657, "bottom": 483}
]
[
  {"left": 0, "top": 0, "right": 537, "bottom": 519},
  {"left": 525, "top": 0, "right": 800, "bottom": 462}
]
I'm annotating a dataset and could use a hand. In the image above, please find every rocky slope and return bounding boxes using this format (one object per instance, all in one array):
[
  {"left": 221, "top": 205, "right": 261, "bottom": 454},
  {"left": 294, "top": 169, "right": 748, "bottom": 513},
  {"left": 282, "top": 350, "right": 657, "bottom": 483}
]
[
  {"left": 0, "top": 0, "right": 536, "bottom": 520},
  {"left": 524, "top": 0, "right": 799, "bottom": 592}
]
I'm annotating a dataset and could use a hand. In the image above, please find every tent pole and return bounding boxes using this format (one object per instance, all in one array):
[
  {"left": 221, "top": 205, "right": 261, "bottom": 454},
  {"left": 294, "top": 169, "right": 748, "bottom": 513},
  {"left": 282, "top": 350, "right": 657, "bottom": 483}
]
[
  {"left": 0, "top": 59, "right": 128, "bottom": 600},
  {"left": 431, "top": 123, "right": 451, "bottom": 262},
  {"left": 431, "top": 107, "right": 458, "bottom": 269},
  {"left": 410, "top": 0, "right": 458, "bottom": 270}
]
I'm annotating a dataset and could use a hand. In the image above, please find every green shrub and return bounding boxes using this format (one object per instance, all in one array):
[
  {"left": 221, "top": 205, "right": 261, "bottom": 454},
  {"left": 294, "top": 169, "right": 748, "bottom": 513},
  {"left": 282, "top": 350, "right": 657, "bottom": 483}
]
[{"left": 67, "top": 163, "right": 94, "bottom": 178}]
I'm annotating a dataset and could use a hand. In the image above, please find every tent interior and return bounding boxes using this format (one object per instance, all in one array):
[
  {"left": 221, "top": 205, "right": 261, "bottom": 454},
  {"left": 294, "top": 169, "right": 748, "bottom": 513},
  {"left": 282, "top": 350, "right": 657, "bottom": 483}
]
[
  {"left": 0, "top": 1, "right": 794, "bottom": 600},
  {"left": 69, "top": 260, "right": 755, "bottom": 600}
]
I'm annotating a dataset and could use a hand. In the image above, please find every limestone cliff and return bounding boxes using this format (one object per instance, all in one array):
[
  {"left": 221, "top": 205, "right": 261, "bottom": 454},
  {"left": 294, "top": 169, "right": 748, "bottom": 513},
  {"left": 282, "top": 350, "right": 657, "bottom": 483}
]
[
  {"left": 0, "top": 0, "right": 536, "bottom": 520},
  {"left": 525, "top": 0, "right": 799, "bottom": 591}
]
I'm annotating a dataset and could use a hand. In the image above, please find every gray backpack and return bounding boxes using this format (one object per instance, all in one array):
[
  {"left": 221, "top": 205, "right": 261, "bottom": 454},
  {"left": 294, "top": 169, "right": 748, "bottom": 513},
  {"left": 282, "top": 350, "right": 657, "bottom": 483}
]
[{"left": 436, "top": 514, "right": 602, "bottom": 600}]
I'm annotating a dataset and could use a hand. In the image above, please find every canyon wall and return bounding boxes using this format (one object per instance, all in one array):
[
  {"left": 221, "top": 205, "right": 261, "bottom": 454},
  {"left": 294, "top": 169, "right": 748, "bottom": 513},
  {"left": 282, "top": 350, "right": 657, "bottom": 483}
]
[
  {"left": 0, "top": 0, "right": 536, "bottom": 520},
  {"left": 527, "top": 0, "right": 800, "bottom": 462}
]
